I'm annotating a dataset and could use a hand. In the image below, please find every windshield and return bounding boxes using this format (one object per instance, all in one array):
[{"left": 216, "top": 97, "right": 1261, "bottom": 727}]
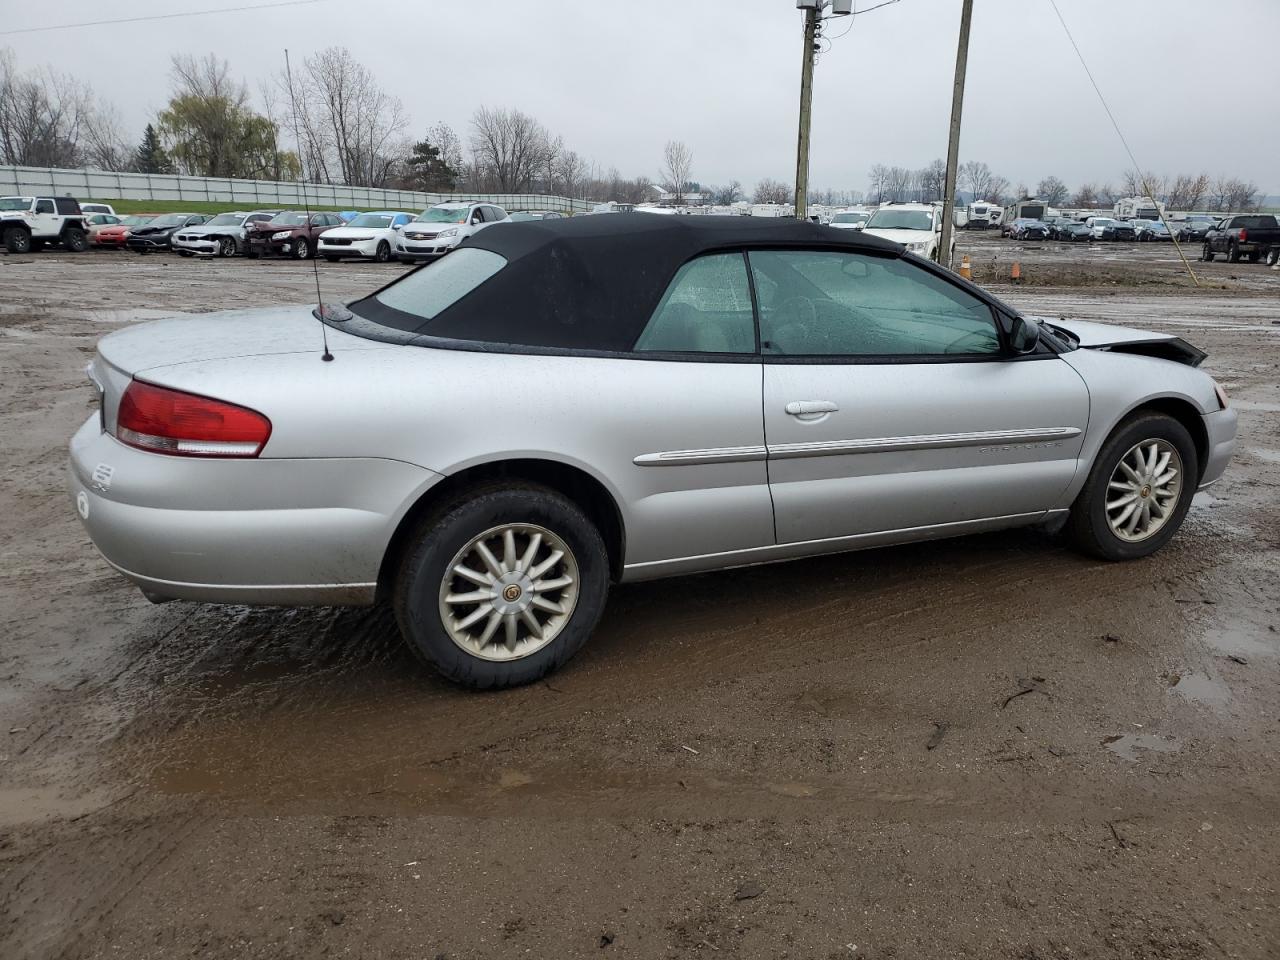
[
  {"left": 206, "top": 213, "right": 243, "bottom": 226},
  {"left": 149, "top": 214, "right": 189, "bottom": 227},
  {"left": 120, "top": 215, "right": 154, "bottom": 226},
  {"left": 832, "top": 212, "right": 868, "bottom": 223},
  {"left": 866, "top": 210, "right": 933, "bottom": 230},
  {"left": 0, "top": 197, "right": 33, "bottom": 211},
  {"left": 354, "top": 249, "right": 508, "bottom": 332},
  {"left": 1092, "top": 218, "right": 1115, "bottom": 226},
  {"left": 347, "top": 214, "right": 396, "bottom": 228},
  {"left": 269, "top": 212, "right": 309, "bottom": 226},
  {"left": 414, "top": 207, "right": 468, "bottom": 224}
]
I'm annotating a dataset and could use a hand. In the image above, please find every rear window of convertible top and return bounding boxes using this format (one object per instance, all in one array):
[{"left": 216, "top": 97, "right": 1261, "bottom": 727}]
[{"left": 357, "top": 249, "right": 508, "bottom": 332}]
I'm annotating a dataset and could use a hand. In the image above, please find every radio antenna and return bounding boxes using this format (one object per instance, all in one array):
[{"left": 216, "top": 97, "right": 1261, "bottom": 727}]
[{"left": 283, "top": 47, "right": 333, "bottom": 361}]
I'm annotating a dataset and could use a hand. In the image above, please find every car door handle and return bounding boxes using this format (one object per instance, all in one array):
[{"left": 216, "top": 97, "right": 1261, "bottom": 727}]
[{"left": 785, "top": 400, "right": 839, "bottom": 416}]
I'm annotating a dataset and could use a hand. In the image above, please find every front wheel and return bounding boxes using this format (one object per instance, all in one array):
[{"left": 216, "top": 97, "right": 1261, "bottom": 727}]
[
  {"left": 3, "top": 227, "right": 32, "bottom": 253},
  {"left": 375, "top": 240, "right": 390, "bottom": 262},
  {"left": 394, "top": 484, "right": 609, "bottom": 689},
  {"left": 218, "top": 237, "right": 237, "bottom": 258},
  {"left": 292, "top": 237, "right": 310, "bottom": 260},
  {"left": 1202, "top": 243, "right": 1214, "bottom": 262},
  {"left": 1065, "top": 413, "right": 1198, "bottom": 561}
]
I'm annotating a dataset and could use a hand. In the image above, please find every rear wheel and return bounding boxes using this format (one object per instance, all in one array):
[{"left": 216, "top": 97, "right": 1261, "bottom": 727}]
[
  {"left": 394, "top": 484, "right": 609, "bottom": 689},
  {"left": 61, "top": 228, "right": 88, "bottom": 252},
  {"left": 4, "top": 227, "right": 32, "bottom": 253},
  {"left": 1267, "top": 247, "right": 1279, "bottom": 267},
  {"left": 1065, "top": 413, "right": 1198, "bottom": 561}
]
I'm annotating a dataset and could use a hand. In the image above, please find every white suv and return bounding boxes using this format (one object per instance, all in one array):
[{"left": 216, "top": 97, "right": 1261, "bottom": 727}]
[
  {"left": 319, "top": 211, "right": 414, "bottom": 262},
  {"left": 861, "top": 202, "right": 954, "bottom": 262},
  {"left": 396, "top": 202, "right": 510, "bottom": 263}
]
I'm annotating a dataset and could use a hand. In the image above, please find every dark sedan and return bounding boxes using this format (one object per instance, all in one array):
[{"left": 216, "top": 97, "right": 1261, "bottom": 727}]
[
  {"left": 1173, "top": 218, "right": 1218, "bottom": 242},
  {"left": 1100, "top": 222, "right": 1137, "bottom": 241},
  {"left": 1010, "top": 218, "right": 1051, "bottom": 240},
  {"left": 126, "top": 213, "right": 210, "bottom": 253},
  {"left": 1055, "top": 221, "right": 1092, "bottom": 242},
  {"left": 244, "top": 211, "right": 345, "bottom": 259}
]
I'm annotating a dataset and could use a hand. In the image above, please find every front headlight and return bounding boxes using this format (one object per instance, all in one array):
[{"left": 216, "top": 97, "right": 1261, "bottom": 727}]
[
  {"left": 271, "top": 231, "right": 291, "bottom": 241},
  {"left": 438, "top": 228, "right": 458, "bottom": 238},
  {"left": 907, "top": 242, "right": 926, "bottom": 252}
]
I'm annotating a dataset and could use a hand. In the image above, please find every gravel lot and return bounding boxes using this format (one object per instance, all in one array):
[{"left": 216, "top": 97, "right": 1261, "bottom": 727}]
[{"left": 2, "top": 238, "right": 1278, "bottom": 959}]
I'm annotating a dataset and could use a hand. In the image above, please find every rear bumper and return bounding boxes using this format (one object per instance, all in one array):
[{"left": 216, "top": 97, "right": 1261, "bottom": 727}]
[
  {"left": 68, "top": 415, "right": 442, "bottom": 605},
  {"left": 1198, "top": 406, "right": 1238, "bottom": 489}
]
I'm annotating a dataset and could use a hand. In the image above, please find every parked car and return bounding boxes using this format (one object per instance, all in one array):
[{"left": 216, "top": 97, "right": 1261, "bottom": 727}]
[
  {"left": 1099, "top": 221, "right": 1137, "bottom": 242},
  {"left": 1086, "top": 216, "right": 1117, "bottom": 239},
  {"left": 81, "top": 202, "right": 117, "bottom": 217},
  {"left": 395, "top": 202, "right": 510, "bottom": 263},
  {"left": 508, "top": 211, "right": 565, "bottom": 222},
  {"left": 0, "top": 195, "right": 89, "bottom": 253},
  {"left": 1172, "top": 217, "right": 1218, "bottom": 243},
  {"left": 172, "top": 211, "right": 277, "bottom": 257},
  {"left": 94, "top": 215, "right": 153, "bottom": 249},
  {"left": 1053, "top": 220, "right": 1091, "bottom": 242},
  {"left": 1009, "top": 218, "right": 1051, "bottom": 240},
  {"left": 85, "top": 213, "right": 123, "bottom": 243},
  {"left": 1134, "top": 220, "right": 1170, "bottom": 241},
  {"left": 318, "top": 211, "right": 415, "bottom": 262},
  {"left": 861, "top": 202, "right": 953, "bottom": 261},
  {"left": 828, "top": 210, "right": 871, "bottom": 230},
  {"left": 1202, "top": 214, "right": 1280, "bottom": 263},
  {"left": 244, "top": 211, "right": 345, "bottom": 259},
  {"left": 68, "top": 215, "right": 1236, "bottom": 689},
  {"left": 126, "top": 213, "right": 210, "bottom": 253}
]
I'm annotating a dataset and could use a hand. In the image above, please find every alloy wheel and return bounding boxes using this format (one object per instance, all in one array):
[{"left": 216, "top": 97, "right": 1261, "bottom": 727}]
[
  {"left": 437, "top": 523, "right": 580, "bottom": 661},
  {"left": 1105, "top": 439, "right": 1183, "bottom": 542}
]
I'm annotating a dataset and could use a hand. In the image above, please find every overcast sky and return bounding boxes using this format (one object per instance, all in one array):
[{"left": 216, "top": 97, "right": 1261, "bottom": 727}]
[{"left": 5, "top": 0, "right": 1277, "bottom": 196}]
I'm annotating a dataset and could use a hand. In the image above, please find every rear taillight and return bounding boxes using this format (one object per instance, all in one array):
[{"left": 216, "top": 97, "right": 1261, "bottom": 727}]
[
  {"left": 116, "top": 380, "right": 271, "bottom": 457},
  {"left": 1238, "top": 228, "right": 1247, "bottom": 242}
]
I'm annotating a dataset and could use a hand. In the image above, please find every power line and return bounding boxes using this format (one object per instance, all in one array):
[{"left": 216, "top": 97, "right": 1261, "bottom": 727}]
[
  {"left": 0, "top": 0, "right": 329, "bottom": 37},
  {"left": 1046, "top": 0, "right": 1200, "bottom": 285},
  {"left": 827, "top": 0, "right": 903, "bottom": 42}
]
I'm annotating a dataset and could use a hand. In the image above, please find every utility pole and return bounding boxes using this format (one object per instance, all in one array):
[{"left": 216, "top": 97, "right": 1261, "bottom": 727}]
[
  {"left": 793, "top": 3, "right": 819, "bottom": 221},
  {"left": 938, "top": 0, "right": 974, "bottom": 270}
]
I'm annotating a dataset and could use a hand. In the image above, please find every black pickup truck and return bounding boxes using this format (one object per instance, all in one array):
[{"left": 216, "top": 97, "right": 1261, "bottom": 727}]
[{"left": 1202, "top": 214, "right": 1280, "bottom": 263}]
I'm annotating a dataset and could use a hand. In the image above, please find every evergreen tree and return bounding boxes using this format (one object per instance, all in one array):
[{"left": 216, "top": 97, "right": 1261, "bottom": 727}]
[
  {"left": 133, "top": 124, "right": 174, "bottom": 174},
  {"left": 406, "top": 139, "right": 457, "bottom": 192}
]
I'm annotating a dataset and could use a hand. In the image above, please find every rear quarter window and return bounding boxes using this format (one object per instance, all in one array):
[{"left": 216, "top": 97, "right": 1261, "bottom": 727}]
[{"left": 364, "top": 248, "right": 508, "bottom": 329}]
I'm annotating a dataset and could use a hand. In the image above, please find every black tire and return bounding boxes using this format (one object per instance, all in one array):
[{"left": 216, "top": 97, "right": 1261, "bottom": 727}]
[
  {"left": 375, "top": 240, "right": 390, "bottom": 262},
  {"left": 1267, "top": 247, "right": 1279, "bottom": 267},
  {"left": 1202, "top": 243, "right": 1214, "bottom": 262},
  {"left": 3, "top": 226, "right": 32, "bottom": 253},
  {"left": 1065, "top": 412, "right": 1199, "bottom": 562},
  {"left": 393, "top": 483, "right": 610, "bottom": 689},
  {"left": 325, "top": 256, "right": 341, "bottom": 263},
  {"left": 61, "top": 227, "right": 88, "bottom": 252},
  {"left": 292, "top": 237, "right": 310, "bottom": 260},
  {"left": 218, "top": 237, "right": 236, "bottom": 258},
  {"left": 1227, "top": 242, "right": 1241, "bottom": 263}
]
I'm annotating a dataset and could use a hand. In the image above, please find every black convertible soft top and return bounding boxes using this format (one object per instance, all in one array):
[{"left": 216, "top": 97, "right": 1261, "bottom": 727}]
[{"left": 356, "top": 213, "right": 902, "bottom": 353}]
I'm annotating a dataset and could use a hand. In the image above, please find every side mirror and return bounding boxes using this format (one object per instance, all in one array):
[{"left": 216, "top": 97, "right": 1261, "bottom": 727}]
[
  {"left": 1009, "top": 315, "right": 1041, "bottom": 354},
  {"left": 393, "top": 223, "right": 403, "bottom": 230}
]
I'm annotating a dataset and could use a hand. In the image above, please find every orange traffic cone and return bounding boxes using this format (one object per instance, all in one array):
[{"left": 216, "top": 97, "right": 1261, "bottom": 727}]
[
  {"left": 1011, "top": 261, "right": 1022, "bottom": 284},
  {"left": 959, "top": 254, "right": 971, "bottom": 279}
]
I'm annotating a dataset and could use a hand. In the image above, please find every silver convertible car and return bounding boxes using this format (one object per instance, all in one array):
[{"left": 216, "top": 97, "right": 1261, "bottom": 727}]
[{"left": 70, "top": 215, "right": 1237, "bottom": 688}]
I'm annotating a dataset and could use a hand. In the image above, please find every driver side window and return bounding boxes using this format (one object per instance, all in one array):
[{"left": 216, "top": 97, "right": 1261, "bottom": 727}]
[{"left": 748, "top": 250, "right": 1000, "bottom": 358}]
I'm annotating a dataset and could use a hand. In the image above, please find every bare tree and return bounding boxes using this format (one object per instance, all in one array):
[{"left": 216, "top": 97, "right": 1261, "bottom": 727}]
[
  {"left": 1036, "top": 176, "right": 1069, "bottom": 206},
  {"left": 919, "top": 158, "right": 946, "bottom": 201},
  {"left": 659, "top": 140, "right": 693, "bottom": 202},
  {"left": 752, "top": 177, "right": 790, "bottom": 204},
  {"left": 710, "top": 180, "right": 743, "bottom": 205},
  {"left": 1166, "top": 173, "right": 1209, "bottom": 210},
  {"left": 867, "top": 164, "right": 890, "bottom": 204},
  {"left": 1122, "top": 168, "right": 1167, "bottom": 200},
  {"left": 0, "top": 48, "right": 101, "bottom": 167},
  {"left": 987, "top": 175, "right": 1011, "bottom": 206},
  {"left": 1211, "top": 176, "right": 1258, "bottom": 212},
  {"left": 960, "top": 160, "right": 994, "bottom": 200},
  {"left": 277, "top": 47, "right": 408, "bottom": 187},
  {"left": 1072, "top": 183, "right": 1100, "bottom": 208},
  {"left": 469, "top": 105, "right": 551, "bottom": 192},
  {"left": 554, "top": 149, "right": 588, "bottom": 198}
]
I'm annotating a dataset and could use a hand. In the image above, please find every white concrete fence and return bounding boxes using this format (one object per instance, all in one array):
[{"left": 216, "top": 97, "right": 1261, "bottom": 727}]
[{"left": 0, "top": 165, "right": 595, "bottom": 214}]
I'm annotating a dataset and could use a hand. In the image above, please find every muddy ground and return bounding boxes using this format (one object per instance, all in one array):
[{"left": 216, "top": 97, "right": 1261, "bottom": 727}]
[{"left": 1, "top": 238, "right": 1278, "bottom": 959}]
